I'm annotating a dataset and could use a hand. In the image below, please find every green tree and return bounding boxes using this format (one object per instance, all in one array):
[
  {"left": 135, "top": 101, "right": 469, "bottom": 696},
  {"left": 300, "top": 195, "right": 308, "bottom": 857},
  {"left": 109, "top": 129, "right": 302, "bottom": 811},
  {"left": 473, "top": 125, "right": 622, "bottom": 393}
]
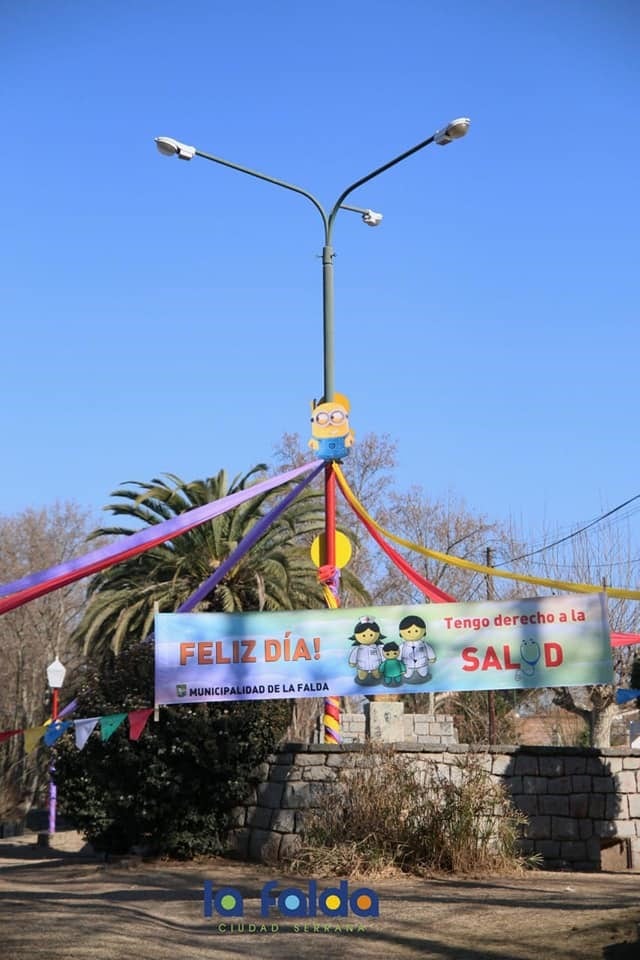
[
  {"left": 55, "top": 642, "right": 290, "bottom": 856},
  {"left": 76, "top": 466, "right": 360, "bottom": 657}
]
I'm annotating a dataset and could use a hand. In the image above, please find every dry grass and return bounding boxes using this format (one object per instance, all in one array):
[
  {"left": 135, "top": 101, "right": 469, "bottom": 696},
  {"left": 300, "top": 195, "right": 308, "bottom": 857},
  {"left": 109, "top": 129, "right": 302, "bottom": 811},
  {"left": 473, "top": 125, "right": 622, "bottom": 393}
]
[{"left": 287, "top": 743, "right": 532, "bottom": 878}]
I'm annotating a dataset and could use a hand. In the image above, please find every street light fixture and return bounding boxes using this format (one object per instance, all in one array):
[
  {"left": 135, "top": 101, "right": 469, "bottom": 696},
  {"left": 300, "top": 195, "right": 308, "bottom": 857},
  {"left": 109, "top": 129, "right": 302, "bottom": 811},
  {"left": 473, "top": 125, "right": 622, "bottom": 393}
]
[
  {"left": 434, "top": 117, "right": 472, "bottom": 145},
  {"left": 155, "top": 136, "right": 196, "bottom": 160},
  {"left": 46, "top": 656, "right": 66, "bottom": 836},
  {"left": 46, "top": 657, "right": 66, "bottom": 696}
]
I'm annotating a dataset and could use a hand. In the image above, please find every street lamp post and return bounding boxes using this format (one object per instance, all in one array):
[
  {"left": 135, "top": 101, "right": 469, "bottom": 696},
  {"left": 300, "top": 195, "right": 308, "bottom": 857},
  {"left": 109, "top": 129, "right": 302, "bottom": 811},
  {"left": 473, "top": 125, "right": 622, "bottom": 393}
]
[
  {"left": 46, "top": 656, "right": 66, "bottom": 836},
  {"left": 155, "top": 119, "right": 470, "bottom": 736},
  {"left": 155, "top": 118, "right": 469, "bottom": 559}
]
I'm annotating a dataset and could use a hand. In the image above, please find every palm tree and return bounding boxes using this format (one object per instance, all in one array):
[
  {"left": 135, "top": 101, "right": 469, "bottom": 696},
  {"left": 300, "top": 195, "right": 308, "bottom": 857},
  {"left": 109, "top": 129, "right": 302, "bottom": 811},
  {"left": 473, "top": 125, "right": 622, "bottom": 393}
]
[{"left": 75, "top": 465, "right": 368, "bottom": 657}]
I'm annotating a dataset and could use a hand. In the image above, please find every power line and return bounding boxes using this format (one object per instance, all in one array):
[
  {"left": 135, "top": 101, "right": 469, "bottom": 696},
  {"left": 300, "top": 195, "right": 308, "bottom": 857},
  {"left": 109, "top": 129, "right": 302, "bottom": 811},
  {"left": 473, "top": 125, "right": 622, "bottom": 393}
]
[
  {"left": 524, "top": 557, "right": 640, "bottom": 573},
  {"left": 508, "top": 500, "right": 640, "bottom": 561},
  {"left": 502, "top": 494, "right": 640, "bottom": 566}
]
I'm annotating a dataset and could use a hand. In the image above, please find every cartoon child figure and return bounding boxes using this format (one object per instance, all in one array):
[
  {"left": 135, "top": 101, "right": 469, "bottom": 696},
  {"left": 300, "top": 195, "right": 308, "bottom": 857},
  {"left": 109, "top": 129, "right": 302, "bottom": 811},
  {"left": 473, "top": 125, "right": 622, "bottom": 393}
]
[
  {"left": 348, "top": 616, "right": 385, "bottom": 686},
  {"left": 398, "top": 615, "right": 437, "bottom": 684},
  {"left": 308, "top": 393, "right": 355, "bottom": 462},
  {"left": 379, "top": 641, "right": 407, "bottom": 687}
]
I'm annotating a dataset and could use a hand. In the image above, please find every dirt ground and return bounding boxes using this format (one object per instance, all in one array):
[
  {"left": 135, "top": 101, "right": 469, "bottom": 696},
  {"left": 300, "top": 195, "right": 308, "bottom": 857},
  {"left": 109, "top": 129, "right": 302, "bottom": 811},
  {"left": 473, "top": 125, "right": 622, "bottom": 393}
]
[{"left": 0, "top": 830, "right": 639, "bottom": 960}]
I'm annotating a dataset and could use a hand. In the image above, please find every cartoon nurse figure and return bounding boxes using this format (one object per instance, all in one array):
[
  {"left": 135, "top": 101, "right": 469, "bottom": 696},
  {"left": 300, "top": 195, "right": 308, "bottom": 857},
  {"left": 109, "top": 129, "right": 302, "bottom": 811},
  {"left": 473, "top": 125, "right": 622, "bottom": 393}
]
[
  {"left": 398, "top": 614, "right": 437, "bottom": 684},
  {"left": 348, "top": 616, "right": 385, "bottom": 686}
]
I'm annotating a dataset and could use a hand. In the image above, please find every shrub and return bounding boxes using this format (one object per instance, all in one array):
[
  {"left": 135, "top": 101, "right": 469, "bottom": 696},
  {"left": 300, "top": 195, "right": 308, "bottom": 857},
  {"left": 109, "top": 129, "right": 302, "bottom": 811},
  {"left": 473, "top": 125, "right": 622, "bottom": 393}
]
[
  {"left": 289, "top": 743, "right": 529, "bottom": 877},
  {"left": 54, "top": 642, "right": 291, "bottom": 857}
]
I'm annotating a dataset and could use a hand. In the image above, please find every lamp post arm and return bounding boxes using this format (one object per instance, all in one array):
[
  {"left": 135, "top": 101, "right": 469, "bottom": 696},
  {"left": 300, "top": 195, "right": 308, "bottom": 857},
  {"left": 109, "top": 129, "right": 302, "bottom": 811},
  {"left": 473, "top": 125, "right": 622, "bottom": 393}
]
[
  {"left": 192, "top": 148, "right": 338, "bottom": 399},
  {"left": 327, "top": 132, "right": 436, "bottom": 232},
  {"left": 194, "top": 149, "right": 330, "bottom": 239}
]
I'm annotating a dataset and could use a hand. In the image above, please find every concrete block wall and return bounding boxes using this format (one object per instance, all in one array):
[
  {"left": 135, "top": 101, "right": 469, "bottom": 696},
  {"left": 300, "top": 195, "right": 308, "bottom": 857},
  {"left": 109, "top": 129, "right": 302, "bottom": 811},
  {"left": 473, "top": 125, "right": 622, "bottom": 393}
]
[
  {"left": 510, "top": 747, "right": 640, "bottom": 870},
  {"left": 338, "top": 712, "right": 458, "bottom": 746},
  {"left": 403, "top": 713, "right": 457, "bottom": 745},
  {"left": 227, "top": 743, "right": 640, "bottom": 872}
]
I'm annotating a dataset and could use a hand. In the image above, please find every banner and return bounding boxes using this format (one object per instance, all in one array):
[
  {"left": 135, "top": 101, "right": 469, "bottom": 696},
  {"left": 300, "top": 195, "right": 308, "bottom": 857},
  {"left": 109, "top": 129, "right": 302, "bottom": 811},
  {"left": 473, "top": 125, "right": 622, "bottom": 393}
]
[{"left": 154, "top": 594, "right": 612, "bottom": 705}]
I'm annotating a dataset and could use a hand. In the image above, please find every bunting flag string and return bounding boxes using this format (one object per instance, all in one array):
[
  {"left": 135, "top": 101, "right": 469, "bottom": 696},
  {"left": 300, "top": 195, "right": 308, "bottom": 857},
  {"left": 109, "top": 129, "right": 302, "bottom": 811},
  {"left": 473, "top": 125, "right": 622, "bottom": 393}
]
[
  {"left": 2, "top": 679, "right": 639, "bottom": 757},
  {"left": 0, "top": 706, "right": 157, "bottom": 756}
]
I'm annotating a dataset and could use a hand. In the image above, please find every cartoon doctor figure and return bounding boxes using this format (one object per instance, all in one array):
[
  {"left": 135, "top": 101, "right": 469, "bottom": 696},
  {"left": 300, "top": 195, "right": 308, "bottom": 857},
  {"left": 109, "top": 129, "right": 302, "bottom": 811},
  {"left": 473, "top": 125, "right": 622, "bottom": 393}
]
[{"left": 398, "top": 614, "right": 437, "bottom": 684}]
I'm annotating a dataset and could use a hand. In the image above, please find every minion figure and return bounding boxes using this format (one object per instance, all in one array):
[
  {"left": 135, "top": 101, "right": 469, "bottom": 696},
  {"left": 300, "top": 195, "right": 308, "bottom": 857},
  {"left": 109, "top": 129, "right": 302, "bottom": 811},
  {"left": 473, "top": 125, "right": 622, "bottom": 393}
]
[{"left": 309, "top": 393, "right": 354, "bottom": 461}]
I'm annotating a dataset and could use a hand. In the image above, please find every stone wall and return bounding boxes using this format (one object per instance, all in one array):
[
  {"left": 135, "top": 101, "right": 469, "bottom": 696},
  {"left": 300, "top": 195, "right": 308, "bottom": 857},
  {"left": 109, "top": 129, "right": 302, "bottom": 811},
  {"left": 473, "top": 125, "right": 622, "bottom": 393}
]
[
  {"left": 340, "top": 706, "right": 458, "bottom": 746},
  {"left": 228, "top": 741, "right": 640, "bottom": 872}
]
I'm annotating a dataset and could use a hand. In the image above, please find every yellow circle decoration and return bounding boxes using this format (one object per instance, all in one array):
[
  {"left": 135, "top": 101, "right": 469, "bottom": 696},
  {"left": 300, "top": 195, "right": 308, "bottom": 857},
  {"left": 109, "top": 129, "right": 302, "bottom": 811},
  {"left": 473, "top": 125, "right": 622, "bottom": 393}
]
[{"left": 310, "top": 531, "right": 352, "bottom": 569}]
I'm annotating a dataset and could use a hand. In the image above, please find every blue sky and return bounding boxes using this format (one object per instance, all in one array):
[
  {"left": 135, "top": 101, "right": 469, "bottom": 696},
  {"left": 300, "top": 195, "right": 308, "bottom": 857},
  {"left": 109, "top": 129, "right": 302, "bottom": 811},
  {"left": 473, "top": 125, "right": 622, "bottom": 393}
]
[{"left": 2, "top": 0, "right": 639, "bottom": 551}]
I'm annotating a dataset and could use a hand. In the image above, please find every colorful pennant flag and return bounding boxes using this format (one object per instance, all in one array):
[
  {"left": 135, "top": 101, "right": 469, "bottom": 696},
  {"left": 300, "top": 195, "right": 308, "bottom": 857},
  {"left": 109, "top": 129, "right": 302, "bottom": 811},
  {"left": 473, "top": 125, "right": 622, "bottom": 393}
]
[
  {"left": 43, "top": 720, "right": 71, "bottom": 747},
  {"left": 24, "top": 724, "right": 48, "bottom": 753},
  {"left": 128, "top": 708, "right": 153, "bottom": 741},
  {"left": 74, "top": 717, "right": 101, "bottom": 750},
  {"left": 100, "top": 713, "right": 127, "bottom": 741}
]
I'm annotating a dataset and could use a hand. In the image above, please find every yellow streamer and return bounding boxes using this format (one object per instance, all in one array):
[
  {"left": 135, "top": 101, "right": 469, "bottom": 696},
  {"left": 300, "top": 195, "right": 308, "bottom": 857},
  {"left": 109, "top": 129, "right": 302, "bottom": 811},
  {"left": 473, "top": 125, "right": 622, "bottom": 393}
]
[
  {"left": 333, "top": 464, "right": 640, "bottom": 602},
  {"left": 322, "top": 584, "right": 339, "bottom": 609}
]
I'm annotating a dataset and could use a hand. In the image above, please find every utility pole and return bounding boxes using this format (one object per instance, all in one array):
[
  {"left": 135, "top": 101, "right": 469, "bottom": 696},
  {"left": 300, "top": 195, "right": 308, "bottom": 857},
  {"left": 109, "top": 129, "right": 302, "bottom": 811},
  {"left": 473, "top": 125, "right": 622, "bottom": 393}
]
[{"left": 486, "top": 547, "right": 497, "bottom": 745}]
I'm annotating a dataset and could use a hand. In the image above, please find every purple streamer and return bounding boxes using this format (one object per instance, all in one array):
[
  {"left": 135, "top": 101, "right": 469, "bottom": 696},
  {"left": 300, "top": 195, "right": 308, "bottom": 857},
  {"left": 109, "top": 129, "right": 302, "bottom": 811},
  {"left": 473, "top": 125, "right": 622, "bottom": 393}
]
[
  {"left": 57, "top": 460, "right": 325, "bottom": 718},
  {"left": 176, "top": 461, "right": 324, "bottom": 613},
  {"left": 0, "top": 462, "right": 321, "bottom": 599}
]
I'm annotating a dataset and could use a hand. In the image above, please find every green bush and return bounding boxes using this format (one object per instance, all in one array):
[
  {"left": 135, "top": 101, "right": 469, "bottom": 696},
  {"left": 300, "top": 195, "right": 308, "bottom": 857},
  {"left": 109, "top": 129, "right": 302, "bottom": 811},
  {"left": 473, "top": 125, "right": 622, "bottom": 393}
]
[
  {"left": 54, "top": 642, "right": 291, "bottom": 857},
  {"left": 289, "top": 744, "right": 530, "bottom": 877}
]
